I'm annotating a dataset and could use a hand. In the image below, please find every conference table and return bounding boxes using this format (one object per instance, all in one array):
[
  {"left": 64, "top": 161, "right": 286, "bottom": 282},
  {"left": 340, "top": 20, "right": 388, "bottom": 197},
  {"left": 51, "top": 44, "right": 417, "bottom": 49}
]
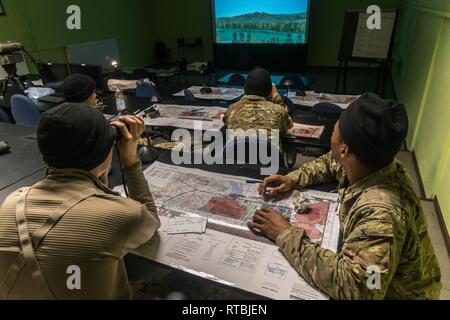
[
  {"left": 0, "top": 120, "right": 341, "bottom": 300},
  {"left": 0, "top": 123, "right": 47, "bottom": 204}
]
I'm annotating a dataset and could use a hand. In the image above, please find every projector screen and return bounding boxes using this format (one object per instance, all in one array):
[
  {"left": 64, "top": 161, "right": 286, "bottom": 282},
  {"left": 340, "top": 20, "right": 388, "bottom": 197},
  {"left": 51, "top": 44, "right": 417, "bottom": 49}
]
[{"left": 212, "top": 0, "right": 310, "bottom": 44}]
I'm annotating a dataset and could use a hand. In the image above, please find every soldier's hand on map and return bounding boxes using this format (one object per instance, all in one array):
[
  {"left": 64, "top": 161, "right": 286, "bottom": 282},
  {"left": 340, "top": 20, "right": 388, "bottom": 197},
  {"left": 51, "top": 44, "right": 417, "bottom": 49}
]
[
  {"left": 248, "top": 208, "right": 291, "bottom": 241},
  {"left": 259, "top": 175, "right": 294, "bottom": 200},
  {"left": 112, "top": 115, "right": 145, "bottom": 168}
]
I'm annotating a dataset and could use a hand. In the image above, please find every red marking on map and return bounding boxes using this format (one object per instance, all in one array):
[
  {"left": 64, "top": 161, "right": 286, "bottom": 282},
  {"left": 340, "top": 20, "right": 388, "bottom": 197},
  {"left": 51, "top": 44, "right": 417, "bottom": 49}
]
[
  {"left": 211, "top": 113, "right": 225, "bottom": 120},
  {"left": 200, "top": 196, "right": 246, "bottom": 220},
  {"left": 180, "top": 111, "right": 208, "bottom": 117},
  {"left": 293, "top": 201, "right": 330, "bottom": 242}
]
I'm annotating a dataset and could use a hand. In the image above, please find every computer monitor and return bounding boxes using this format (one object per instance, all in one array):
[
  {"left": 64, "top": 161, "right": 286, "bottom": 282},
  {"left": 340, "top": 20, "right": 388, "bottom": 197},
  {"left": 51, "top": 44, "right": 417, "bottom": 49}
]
[
  {"left": 37, "top": 62, "right": 70, "bottom": 84},
  {"left": 68, "top": 63, "right": 105, "bottom": 90}
]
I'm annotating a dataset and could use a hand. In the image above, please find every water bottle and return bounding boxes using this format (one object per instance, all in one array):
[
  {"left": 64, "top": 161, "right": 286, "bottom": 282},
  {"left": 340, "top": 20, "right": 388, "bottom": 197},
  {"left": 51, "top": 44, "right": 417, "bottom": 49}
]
[{"left": 115, "top": 89, "right": 126, "bottom": 112}]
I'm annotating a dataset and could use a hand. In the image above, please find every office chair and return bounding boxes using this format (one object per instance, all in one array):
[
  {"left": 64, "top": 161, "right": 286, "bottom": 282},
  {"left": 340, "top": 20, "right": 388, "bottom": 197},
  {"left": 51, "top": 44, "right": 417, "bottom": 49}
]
[
  {"left": 184, "top": 89, "right": 196, "bottom": 102},
  {"left": 10, "top": 94, "right": 41, "bottom": 128},
  {"left": 155, "top": 41, "right": 170, "bottom": 63},
  {"left": 282, "top": 96, "right": 295, "bottom": 114},
  {"left": 0, "top": 108, "right": 13, "bottom": 123},
  {"left": 132, "top": 68, "right": 151, "bottom": 80},
  {"left": 136, "top": 82, "right": 160, "bottom": 101},
  {"left": 300, "top": 76, "right": 315, "bottom": 90},
  {"left": 311, "top": 102, "right": 342, "bottom": 115},
  {"left": 228, "top": 74, "right": 246, "bottom": 86},
  {"left": 109, "top": 69, "right": 133, "bottom": 80},
  {"left": 223, "top": 135, "right": 286, "bottom": 172},
  {"left": 280, "top": 76, "right": 305, "bottom": 91}
]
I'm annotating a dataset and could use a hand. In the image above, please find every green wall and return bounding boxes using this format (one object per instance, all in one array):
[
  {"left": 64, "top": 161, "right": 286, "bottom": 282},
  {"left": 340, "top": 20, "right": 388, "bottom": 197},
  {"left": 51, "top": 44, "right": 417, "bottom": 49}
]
[
  {"left": 0, "top": 0, "right": 29, "bottom": 50},
  {"left": 150, "top": 0, "right": 214, "bottom": 64},
  {"left": 308, "top": 0, "right": 401, "bottom": 66},
  {"left": 2, "top": 0, "right": 402, "bottom": 69},
  {"left": 150, "top": 0, "right": 401, "bottom": 67},
  {"left": 392, "top": 0, "right": 450, "bottom": 235},
  {"left": 0, "top": 0, "right": 155, "bottom": 69}
]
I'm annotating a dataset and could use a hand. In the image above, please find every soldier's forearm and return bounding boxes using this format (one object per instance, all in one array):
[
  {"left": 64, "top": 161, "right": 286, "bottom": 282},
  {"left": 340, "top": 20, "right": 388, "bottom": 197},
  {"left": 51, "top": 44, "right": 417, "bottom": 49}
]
[
  {"left": 276, "top": 227, "right": 387, "bottom": 300},
  {"left": 123, "top": 161, "right": 157, "bottom": 215},
  {"left": 272, "top": 92, "right": 287, "bottom": 108},
  {"left": 286, "top": 153, "right": 341, "bottom": 188}
]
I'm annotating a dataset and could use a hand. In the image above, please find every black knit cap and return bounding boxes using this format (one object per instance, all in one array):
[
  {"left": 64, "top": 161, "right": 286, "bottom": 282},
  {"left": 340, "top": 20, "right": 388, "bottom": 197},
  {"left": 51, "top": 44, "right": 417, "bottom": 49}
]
[
  {"left": 339, "top": 92, "right": 409, "bottom": 169},
  {"left": 244, "top": 68, "right": 272, "bottom": 97},
  {"left": 37, "top": 102, "right": 117, "bottom": 171},
  {"left": 63, "top": 74, "right": 96, "bottom": 103}
]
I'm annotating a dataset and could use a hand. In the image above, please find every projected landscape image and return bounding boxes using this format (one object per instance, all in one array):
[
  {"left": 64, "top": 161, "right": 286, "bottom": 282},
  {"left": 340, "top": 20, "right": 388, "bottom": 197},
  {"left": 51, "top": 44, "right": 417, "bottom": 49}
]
[{"left": 214, "top": 0, "right": 309, "bottom": 44}]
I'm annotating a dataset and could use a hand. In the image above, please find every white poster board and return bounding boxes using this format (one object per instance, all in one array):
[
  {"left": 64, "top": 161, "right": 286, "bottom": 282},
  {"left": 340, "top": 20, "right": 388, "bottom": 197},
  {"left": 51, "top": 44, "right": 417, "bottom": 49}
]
[
  {"left": 66, "top": 39, "right": 120, "bottom": 70},
  {"left": 352, "top": 11, "right": 396, "bottom": 60}
]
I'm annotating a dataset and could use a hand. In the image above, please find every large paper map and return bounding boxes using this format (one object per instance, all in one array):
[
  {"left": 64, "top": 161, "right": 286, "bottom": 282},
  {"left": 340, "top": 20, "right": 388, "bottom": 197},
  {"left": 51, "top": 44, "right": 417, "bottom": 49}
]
[
  {"left": 288, "top": 91, "right": 360, "bottom": 109},
  {"left": 174, "top": 86, "right": 245, "bottom": 101},
  {"left": 140, "top": 104, "right": 227, "bottom": 131},
  {"left": 115, "top": 162, "right": 340, "bottom": 247},
  {"left": 115, "top": 162, "right": 342, "bottom": 300}
]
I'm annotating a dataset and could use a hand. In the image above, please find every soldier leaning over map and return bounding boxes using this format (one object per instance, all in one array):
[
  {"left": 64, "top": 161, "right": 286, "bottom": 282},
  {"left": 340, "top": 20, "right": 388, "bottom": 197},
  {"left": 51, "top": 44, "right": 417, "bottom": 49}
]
[
  {"left": 250, "top": 93, "right": 442, "bottom": 300},
  {"left": 223, "top": 68, "right": 293, "bottom": 135}
]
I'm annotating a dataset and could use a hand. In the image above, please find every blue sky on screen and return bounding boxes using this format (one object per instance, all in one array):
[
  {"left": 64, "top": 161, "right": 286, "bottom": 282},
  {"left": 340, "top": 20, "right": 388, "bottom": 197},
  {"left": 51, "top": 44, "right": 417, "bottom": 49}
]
[{"left": 215, "top": 0, "right": 308, "bottom": 18}]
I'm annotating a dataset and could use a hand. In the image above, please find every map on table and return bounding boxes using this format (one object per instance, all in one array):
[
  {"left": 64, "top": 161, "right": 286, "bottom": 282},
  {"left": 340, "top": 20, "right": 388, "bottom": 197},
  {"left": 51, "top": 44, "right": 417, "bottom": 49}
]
[
  {"left": 287, "top": 123, "right": 325, "bottom": 139},
  {"left": 114, "top": 162, "right": 340, "bottom": 246},
  {"left": 174, "top": 86, "right": 245, "bottom": 101},
  {"left": 139, "top": 104, "right": 227, "bottom": 131},
  {"left": 288, "top": 92, "right": 361, "bottom": 109},
  {"left": 155, "top": 104, "right": 227, "bottom": 120}
]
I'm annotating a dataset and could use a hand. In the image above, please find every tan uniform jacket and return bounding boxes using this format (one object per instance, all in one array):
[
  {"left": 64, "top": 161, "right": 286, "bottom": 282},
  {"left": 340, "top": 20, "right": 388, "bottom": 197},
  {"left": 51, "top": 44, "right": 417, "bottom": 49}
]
[{"left": 0, "top": 162, "right": 160, "bottom": 299}]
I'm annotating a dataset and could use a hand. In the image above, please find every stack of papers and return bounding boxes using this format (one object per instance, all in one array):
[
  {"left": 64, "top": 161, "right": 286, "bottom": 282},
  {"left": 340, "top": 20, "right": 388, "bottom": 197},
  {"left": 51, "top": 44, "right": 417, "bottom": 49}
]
[
  {"left": 287, "top": 123, "right": 325, "bottom": 139},
  {"left": 164, "top": 217, "right": 208, "bottom": 235},
  {"left": 287, "top": 92, "right": 360, "bottom": 109}
]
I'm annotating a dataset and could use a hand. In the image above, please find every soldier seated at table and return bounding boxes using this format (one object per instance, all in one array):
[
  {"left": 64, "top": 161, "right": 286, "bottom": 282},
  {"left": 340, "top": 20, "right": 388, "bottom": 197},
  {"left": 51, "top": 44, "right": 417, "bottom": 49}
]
[
  {"left": 0, "top": 103, "right": 160, "bottom": 299},
  {"left": 251, "top": 93, "right": 442, "bottom": 300},
  {"left": 224, "top": 68, "right": 293, "bottom": 137},
  {"left": 63, "top": 74, "right": 106, "bottom": 111}
]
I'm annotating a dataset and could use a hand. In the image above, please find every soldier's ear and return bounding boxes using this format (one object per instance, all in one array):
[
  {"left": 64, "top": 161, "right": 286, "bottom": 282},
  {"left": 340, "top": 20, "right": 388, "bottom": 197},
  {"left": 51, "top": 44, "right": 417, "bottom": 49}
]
[{"left": 340, "top": 144, "right": 350, "bottom": 158}]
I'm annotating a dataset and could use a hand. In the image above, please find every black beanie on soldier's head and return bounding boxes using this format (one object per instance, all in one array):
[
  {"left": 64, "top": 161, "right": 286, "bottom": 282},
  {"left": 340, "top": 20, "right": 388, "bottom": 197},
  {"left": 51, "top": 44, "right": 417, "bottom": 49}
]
[
  {"left": 37, "top": 102, "right": 117, "bottom": 171},
  {"left": 339, "top": 92, "right": 409, "bottom": 169},
  {"left": 244, "top": 68, "right": 272, "bottom": 97},
  {"left": 63, "top": 74, "right": 96, "bottom": 103}
]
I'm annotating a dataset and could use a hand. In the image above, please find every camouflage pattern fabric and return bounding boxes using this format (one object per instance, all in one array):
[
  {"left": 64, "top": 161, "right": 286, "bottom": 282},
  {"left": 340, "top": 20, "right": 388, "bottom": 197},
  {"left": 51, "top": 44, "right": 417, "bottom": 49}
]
[
  {"left": 278, "top": 153, "right": 442, "bottom": 300},
  {"left": 224, "top": 94, "right": 293, "bottom": 134}
]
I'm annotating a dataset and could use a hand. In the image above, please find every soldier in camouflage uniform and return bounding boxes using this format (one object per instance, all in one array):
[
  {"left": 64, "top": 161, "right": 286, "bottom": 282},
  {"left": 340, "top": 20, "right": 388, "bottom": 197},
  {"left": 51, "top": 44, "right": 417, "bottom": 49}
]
[
  {"left": 251, "top": 93, "right": 442, "bottom": 299},
  {"left": 224, "top": 68, "right": 293, "bottom": 134}
]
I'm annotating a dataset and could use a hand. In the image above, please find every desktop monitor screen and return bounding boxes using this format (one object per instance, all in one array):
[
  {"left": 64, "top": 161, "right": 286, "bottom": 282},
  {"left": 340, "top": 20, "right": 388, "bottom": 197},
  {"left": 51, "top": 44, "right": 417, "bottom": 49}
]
[
  {"left": 68, "top": 64, "right": 104, "bottom": 90},
  {"left": 212, "top": 0, "right": 310, "bottom": 44},
  {"left": 37, "top": 63, "right": 70, "bottom": 84}
]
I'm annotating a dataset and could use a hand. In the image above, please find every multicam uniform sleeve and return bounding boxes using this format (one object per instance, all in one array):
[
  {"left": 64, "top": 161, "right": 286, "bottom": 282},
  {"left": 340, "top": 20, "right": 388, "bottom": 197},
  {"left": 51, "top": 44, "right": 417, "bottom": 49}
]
[
  {"left": 272, "top": 92, "right": 287, "bottom": 108},
  {"left": 286, "top": 152, "right": 345, "bottom": 187},
  {"left": 280, "top": 110, "right": 294, "bottom": 133},
  {"left": 223, "top": 103, "right": 238, "bottom": 127},
  {"left": 276, "top": 205, "right": 403, "bottom": 300}
]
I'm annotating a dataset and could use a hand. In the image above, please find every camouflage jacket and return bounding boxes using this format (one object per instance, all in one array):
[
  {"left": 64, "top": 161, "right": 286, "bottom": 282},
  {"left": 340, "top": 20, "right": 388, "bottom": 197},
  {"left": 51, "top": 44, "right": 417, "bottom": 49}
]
[
  {"left": 277, "top": 153, "right": 442, "bottom": 300},
  {"left": 224, "top": 94, "right": 293, "bottom": 134}
]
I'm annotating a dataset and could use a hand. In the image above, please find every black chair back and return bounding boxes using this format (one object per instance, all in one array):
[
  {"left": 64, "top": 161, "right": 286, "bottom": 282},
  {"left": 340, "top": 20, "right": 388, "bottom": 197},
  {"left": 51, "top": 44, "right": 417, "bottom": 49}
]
[
  {"left": 228, "top": 74, "right": 246, "bottom": 87},
  {"left": 280, "top": 76, "right": 305, "bottom": 91}
]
